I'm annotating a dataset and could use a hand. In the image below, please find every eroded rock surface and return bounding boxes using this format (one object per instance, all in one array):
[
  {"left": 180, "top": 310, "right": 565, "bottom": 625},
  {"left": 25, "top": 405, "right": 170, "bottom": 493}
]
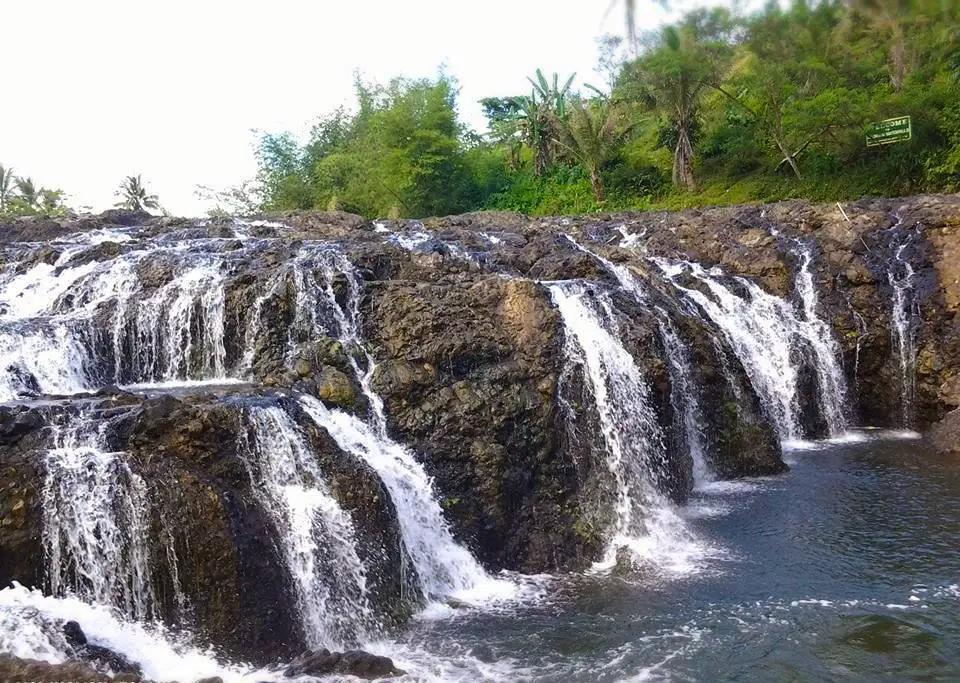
[{"left": 1, "top": 194, "right": 959, "bottom": 666}]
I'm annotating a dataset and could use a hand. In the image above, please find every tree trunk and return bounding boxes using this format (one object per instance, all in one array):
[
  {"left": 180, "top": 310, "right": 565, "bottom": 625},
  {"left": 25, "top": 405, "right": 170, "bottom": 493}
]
[
  {"left": 673, "top": 126, "right": 696, "bottom": 191},
  {"left": 589, "top": 167, "right": 605, "bottom": 202},
  {"left": 889, "top": 21, "right": 907, "bottom": 92},
  {"left": 534, "top": 140, "right": 549, "bottom": 178},
  {"left": 775, "top": 139, "right": 803, "bottom": 180}
]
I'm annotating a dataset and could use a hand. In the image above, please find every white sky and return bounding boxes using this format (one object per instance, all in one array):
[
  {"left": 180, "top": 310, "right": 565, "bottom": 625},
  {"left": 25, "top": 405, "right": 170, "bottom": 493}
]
[{"left": 2, "top": 0, "right": 724, "bottom": 216}]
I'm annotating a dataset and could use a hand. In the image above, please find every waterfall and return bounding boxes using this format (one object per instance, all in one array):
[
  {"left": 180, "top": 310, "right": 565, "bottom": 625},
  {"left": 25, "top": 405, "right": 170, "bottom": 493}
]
[
  {"left": 547, "top": 281, "right": 706, "bottom": 572},
  {"left": 41, "top": 420, "right": 156, "bottom": 620},
  {"left": 655, "top": 256, "right": 849, "bottom": 441},
  {"left": 0, "top": 237, "right": 234, "bottom": 397},
  {"left": 888, "top": 237, "right": 919, "bottom": 428},
  {"left": 111, "top": 259, "right": 228, "bottom": 385},
  {"left": 656, "top": 314, "right": 711, "bottom": 487},
  {"left": 299, "top": 396, "right": 489, "bottom": 600},
  {"left": 791, "top": 243, "right": 850, "bottom": 434},
  {"left": 241, "top": 404, "right": 372, "bottom": 648},
  {"left": 562, "top": 234, "right": 649, "bottom": 304},
  {"left": 261, "top": 243, "right": 492, "bottom": 600}
]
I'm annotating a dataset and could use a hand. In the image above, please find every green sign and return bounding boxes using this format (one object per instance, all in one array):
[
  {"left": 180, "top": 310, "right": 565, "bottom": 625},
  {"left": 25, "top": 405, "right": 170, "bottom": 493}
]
[{"left": 866, "top": 116, "right": 912, "bottom": 147}]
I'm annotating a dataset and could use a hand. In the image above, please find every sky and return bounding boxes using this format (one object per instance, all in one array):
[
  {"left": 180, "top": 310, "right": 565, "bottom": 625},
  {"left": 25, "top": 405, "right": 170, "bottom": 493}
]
[{"left": 2, "top": 0, "right": 722, "bottom": 216}]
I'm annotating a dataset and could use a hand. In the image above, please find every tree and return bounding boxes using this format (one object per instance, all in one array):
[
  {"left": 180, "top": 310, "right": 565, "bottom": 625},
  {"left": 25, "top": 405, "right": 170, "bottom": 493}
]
[
  {"left": 0, "top": 165, "right": 13, "bottom": 213},
  {"left": 713, "top": 1, "right": 850, "bottom": 179},
  {"left": 513, "top": 70, "right": 576, "bottom": 177},
  {"left": 845, "top": 0, "right": 912, "bottom": 91},
  {"left": 39, "top": 189, "right": 66, "bottom": 215},
  {"left": 14, "top": 177, "right": 40, "bottom": 208},
  {"left": 480, "top": 96, "right": 525, "bottom": 170},
  {"left": 195, "top": 181, "right": 262, "bottom": 216},
  {"left": 256, "top": 74, "right": 479, "bottom": 218},
  {"left": 557, "top": 96, "right": 634, "bottom": 201},
  {"left": 619, "top": 8, "right": 735, "bottom": 190},
  {"left": 115, "top": 175, "right": 161, "bottom": 212}
]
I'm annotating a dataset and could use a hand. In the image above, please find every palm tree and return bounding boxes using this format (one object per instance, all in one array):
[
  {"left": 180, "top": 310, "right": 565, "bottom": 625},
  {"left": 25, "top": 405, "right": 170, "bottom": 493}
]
[
  {"left": 619, "top": 10, "right": 733, "bottom": 190},
  {"left": 115, "top": 174, "right": 161, "bottom": 212},
  {"left": 0, "top": 165, "right": 13, "bottom": 213},
  {"left": 844, "top": 0, "right": 912, "bottom": 91},
  {"left": 515, "top": 70, "right": 576, "bottom": 176},
  {"left": 557, "top": 96, "right": 633, "bottom": 201},
  {"left": 622, "top": 0, "right": 670, "bottom": 47},
  {"left": 14, "top": 177, "right": 40, "bottom": 209}
]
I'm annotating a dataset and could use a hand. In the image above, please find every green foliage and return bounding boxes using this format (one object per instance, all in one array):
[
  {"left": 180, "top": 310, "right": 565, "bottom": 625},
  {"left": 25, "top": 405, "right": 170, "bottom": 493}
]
[
  {"left": 241, "top": 1, "right": 960, "bottom": 218},
  {"left": 0, "top": 164, "right": 70, "bottom": 219},
  {"left": 115, "top": 175, "right": 162, "bottom": 213},
  {"left": 256, "top": 75, "right": 481, "bottom": 219}
]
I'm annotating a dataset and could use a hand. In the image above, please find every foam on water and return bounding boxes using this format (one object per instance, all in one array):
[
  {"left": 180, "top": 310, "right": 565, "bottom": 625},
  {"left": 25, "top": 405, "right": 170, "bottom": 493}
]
[{"left": 0, "top": 584, "right": 265, "bottom": 682}]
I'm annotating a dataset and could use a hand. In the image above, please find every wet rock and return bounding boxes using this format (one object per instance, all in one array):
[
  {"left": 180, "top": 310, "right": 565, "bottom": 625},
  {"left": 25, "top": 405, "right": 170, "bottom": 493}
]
[
  {"left": 314, "top": 365, "right": 356, "bottom": 407},
  {"left": 63, "top": 619, "right": 86, "bottom": 646},
  {"left": 928, "top": 408, "right": 960, "bottom": 457},
  {"left": 63, "top": 619, "right": 142, "bottom": 677},
  {"left": 284, "top": 648, "right": 404, "bottom": 680},
  {"left": 0, "top": 653, "right": 136, "bottom": 682}
]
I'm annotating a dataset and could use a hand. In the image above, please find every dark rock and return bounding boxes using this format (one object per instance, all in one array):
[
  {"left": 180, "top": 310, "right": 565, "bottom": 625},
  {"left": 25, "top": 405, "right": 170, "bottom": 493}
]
[
  {"left": 284, "top": 648, "right": 404, "bottom": 680},
  {"left": 61, "top": 619, "right": 141, "bottom": 677},
  {"left": 0, "top": 653, "right": 138, "bottom": 682},
  {"left": 63, "top": 619, "right": 87, "bottom": 646}
]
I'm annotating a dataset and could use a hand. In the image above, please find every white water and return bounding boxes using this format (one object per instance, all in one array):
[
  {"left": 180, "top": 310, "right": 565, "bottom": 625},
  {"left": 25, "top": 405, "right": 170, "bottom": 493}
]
[
  {"left": 0, "top": 582, "right": 544, "bottom": 683},
  {"left": 113, "top": 259, "right": 228, "bottom": 384},
  {"left": 292, "top": 247, "right": 503, "bottom": 601},
  {"left": 566, "top": 235, "right": 714, "bottom": 485},
  {"left": 241, "top": 405, "right": 372, "bottom": 648},
  {"left": 0, "top": 239, "right": 234, "bottom": 398},
  {"left": 889, "top": 242, "right": 918, "bottom": 427},
  {"left": 792, "top": 243, "right": 850, "bottom": 434},
  {"left": 41, "top": 420, "right": 157, "bottom": 620},
  {"left": 548, "top": 281, "right": 710, "bottom": 574},
  {"left": 563, "top": 234, "right": 649, "bottom": 304},
  {"left": 655, "top": 256, "right": 849, "bottom": 441},
  {"left": 0, "top": 584, "right": 267, "bottom": 683},
  {"left": 299, "top": 395, "right": 498, "bottom": 603},
  {"left": 657, "top": 314, "right": 712, "bottom": 488}
]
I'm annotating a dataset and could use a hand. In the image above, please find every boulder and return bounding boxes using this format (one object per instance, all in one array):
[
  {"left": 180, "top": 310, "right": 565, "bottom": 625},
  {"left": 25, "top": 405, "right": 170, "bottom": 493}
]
[
  {"left": 0, "top": 654, "right": 132, "bottom": 682},
  {"left": 63, "top": 620, "right": 141, "bottom": 677},
  {"left": 928, "top": 408, "right": 960, "bottom": 457},
  {"left": 284, "top": 648, "right": 404, "bottom": 680}
]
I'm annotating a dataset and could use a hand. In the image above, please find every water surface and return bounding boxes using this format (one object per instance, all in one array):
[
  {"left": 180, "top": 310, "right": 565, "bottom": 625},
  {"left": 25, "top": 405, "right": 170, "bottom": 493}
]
[{"left": 385, "top": 435, "right": 960, "bottom": 681}]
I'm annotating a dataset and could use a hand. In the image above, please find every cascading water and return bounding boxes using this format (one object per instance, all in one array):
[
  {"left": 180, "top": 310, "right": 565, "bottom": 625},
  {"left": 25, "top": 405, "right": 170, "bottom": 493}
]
[
  {"left": 547, "top": 281, "right": 708, "bottom": 573},
  {"left": 564, "top": 235, "right": 715, "bottom": 483},
  {"left": 0, "top": 235, "right": 237, "bottom": 396},
  {"left": 655, "top": 256, "right": 849, "bottom": 441},
  {"left": 243, "top": 243, "right": 494, "bottom": 602},
  {"left": 241, "top": 404, "right": 373, "bottom": 648},
  {"left": 885, "top": 218, "right": 921, "bottom": 428},
  {"left": 111, "top": 259, "right": 228, "bottom": 385},
  {"left": 289, "top": 246, "right": 494, "bottom": 600},
  {"left": 657, "top": 314, "right": 711, "bottom": 487},
  {"left": 299, "top": 396, "right": 491, "bottom": 600},
  {"left": 791, "top": 243, "right": 850, "bottom": 434},
  {"left": 41, "top": 419, "right": 157, "bottom": 621}
]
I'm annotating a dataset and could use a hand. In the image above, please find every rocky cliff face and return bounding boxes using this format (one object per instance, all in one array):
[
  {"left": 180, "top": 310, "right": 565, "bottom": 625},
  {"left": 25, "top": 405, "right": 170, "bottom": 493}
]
[{"left": 0, "top": 194, "right": 958, "bottom": 666}]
